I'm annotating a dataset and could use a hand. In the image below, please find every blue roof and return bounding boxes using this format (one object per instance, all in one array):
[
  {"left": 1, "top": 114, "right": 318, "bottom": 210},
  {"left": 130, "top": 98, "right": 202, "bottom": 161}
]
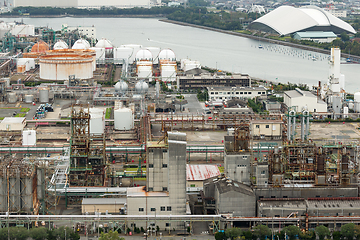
[{"left": 294, "top": 31, "right": 337, "bottom": 38}]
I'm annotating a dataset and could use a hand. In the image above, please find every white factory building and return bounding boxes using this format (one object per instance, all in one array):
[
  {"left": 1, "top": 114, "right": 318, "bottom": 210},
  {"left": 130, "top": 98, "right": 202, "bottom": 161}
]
[
  {"left": 207, "top": 86, "right": 267, "bottom": 101},
  {"left": 13, "top": 0, "right": 161, "bottom": 8},
  {"left": 284, "top": 88, "right": 327, "bottom": 113}
]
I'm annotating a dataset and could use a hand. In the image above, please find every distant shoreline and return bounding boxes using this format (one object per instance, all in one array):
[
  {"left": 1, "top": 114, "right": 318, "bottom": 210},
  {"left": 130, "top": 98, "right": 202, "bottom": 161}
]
[{"left": 0, "top": 14, "right": 166, "bottom": 18}]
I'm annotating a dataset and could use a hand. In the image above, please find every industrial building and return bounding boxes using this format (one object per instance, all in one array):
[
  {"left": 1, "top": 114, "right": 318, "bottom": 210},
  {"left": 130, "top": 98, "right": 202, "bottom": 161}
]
[
  {"left": 207, "top": 86, "right": 267, "bottom": 101},
  {"left": 284, "top": 88, "right": 327, "bottom": 113},
  {"left": 293, "top": 32, "right": 337, "bottom": 43},
  {"left": 177, "top": 74, "right": 251, "bottom": 90}
]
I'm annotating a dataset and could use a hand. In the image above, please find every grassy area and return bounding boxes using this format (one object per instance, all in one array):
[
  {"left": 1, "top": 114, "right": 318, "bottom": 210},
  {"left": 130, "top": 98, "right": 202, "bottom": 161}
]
[
  {"left": 125, "top": 168, "right": 146, "bottom": 172},
  {"left": 20, "top": 108, "right": 30, "bottom": 112},
  {"left": 105, "top": 108, "right": 112, "bottom": 119},
  {"left": 134, "top": 177, "right": 146, "bottom": 181},
  {"left": 0, "top": 117, "right": 4, "bottom": 120},
  {"left": 15, "top": 113, "right": 26, "bottom": 117},
  {"left": 236, "top": 30, "right": 252, "bottom": 35}
]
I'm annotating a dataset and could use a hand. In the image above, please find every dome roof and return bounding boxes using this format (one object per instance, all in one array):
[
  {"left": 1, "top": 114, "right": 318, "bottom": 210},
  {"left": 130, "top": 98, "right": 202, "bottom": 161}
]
[
  {"left": 72, "top": 39, "right": 90, "bottom": 49},
  {"left": 249, "top": 5, "right": 356, "bottom": 35},
  {"left": 135, "top": 49, "right": 153, "bottom": 61},
  {"left": 31, "top": 40, "right": 49, "bottom": 53},
  {"left": 135, "top": 81, "right": 149, "bottom": 94},
  {"left": 158, "top": 49, "right": 176, "bottom": 61},
  {"left": 53, "top": 40, "right": 68, "bottom": 50},
  {"left": 95, "top": 38, "right": 113, "bottom": 49}
]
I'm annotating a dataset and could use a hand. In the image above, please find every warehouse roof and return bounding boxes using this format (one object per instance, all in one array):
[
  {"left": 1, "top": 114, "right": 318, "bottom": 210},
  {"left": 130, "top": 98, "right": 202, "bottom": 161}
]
[
  {"left": 186, "top": 164, "right": 221, "bottom": 181},
  {"left": 294, "top": 31, "right": 337, "bottom": 38},
  {"left": 214, "top": 177, "right": 255, "bottom": 197},
  {"left": 249, "top": 5, "right": 356, "bottom": 35},
  {"left": 284, "top": 88, "right": 316, "bottom": 99}
]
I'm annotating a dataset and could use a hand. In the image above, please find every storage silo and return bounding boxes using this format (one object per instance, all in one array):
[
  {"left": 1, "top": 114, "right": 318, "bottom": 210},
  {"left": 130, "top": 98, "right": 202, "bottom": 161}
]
[
  {"left": 24, "top": 95, "right": 34, "bottom": 103},
  {"left": 114, "top": 108, "right": 134, "bottom": 130},
  {"left": 90, "top": 47, "right": 106, "bottom": 60},
  {"left": 7, "top": 92, "right": 17, "bottom": 103},
  {"left": 354, "top": 92, "right": 360, "bottom": 113},
  {"left": 39, "top": 88, "right": 49, "bottom": 103},
  {"left": 86, "top": 108, "right": 105, "bottom": 135}
]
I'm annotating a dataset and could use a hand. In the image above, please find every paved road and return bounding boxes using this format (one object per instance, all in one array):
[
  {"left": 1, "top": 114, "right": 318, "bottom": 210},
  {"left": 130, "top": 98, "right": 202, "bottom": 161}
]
[{"left": 183, "top": 94, "right": 203, "bottom": 114}]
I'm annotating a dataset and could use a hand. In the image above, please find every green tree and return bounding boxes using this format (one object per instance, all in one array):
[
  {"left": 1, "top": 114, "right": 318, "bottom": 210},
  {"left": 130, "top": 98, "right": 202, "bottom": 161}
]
[
  {"left": 10, "top": 227, "right": 28, "bottom": 240},
  {"left": 333, "top": 231, "right": 341, "bottom": 240},
  {"left": 341, "top": 223, "right": 360, "bottom": 240},
  {"left": 253, "top": 225, "right": 271, "bottom": 240},
  {"left": 315, "top": 225, "right": 330, "bottom": 240},
  {"left": 215, "top": 231, "right": 227, "bottom": 240},
  {"left": 30, "top": 227, "right": 48, "bottom": 240},
  {"left": 226, "top": 227, "right": 242, "bottom": 240},
  {"left": 300, "top": 230, "right": 316, "bottom": 240},
  {"left": 47, "top": 228, "right": 57, "bottom": 240},
  {"left": 243, "top": 230, "right": 253, "bottom": 240},
  {"left": 281, "top": 225, "right": 301, "bottom": 240},
  {"left": 99, "top": 230, "right": 124, "bottom": 240}
]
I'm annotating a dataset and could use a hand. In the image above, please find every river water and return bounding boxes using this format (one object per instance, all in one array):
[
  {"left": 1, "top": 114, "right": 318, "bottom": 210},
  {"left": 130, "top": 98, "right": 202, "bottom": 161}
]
[{"left": 2, "top": 17, "right": 360, "bottom": 92}]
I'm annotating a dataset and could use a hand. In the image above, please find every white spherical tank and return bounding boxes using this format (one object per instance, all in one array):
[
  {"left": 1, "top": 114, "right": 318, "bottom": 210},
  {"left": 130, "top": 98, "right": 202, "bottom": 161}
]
[
  {"left": 135, "top": 81, "right": 149, "bottom": 94},
  {"left": 114, "top": 108, "right": 134, "bottom": 130},
  {"left": 22, "top": 129, "right": 36, "bottom": 146},
  {"left": 53, "top": 40, "right": 69, "bottom": 50},
  {"left": 158, "top": 49, "right": 176, "bottom": 63},
  {"left": 7, "top": 92, "right": 17, "bottom": 103},
  {"left": 354, "top": 92, "right": 360, "bottom": 103},
  {"left": 24, "top": 94, "right": 34, "bottom": 103},
  {"left": 114, "top": 81, "right": 128, "bottom": 93},
  {"left": 39, "top": 52, "right": 94, "bottom": 80},
  {"left": 146, "top": 47, "right": 161, "bottom": 64},
  {"left": 135, "top": 49, "right": 153, "bottom": 62},
  {"left": 72, "top": 39, "right": 90, "bottom": 49},
  {"left": 39, "top": 88, "right": 49, "bottom": 103}
]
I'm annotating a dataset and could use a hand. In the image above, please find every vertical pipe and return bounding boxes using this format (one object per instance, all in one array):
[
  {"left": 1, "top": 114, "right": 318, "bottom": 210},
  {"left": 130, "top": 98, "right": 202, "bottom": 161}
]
[{"left": 301, "top": 111, "right": 305, "bottom": 141}]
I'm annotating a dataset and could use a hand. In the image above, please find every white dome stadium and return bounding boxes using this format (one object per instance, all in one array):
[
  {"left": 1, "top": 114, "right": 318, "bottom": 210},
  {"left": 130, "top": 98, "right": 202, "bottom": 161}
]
[{"left": 248, "top": 5, "right": 356, "bottom": 35}]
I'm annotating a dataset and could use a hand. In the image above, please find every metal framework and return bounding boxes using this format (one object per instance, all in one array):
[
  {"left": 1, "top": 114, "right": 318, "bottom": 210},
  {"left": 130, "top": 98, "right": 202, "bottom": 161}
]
[{"left": 69, "top": 105, "right": 107, "bottom": 187}]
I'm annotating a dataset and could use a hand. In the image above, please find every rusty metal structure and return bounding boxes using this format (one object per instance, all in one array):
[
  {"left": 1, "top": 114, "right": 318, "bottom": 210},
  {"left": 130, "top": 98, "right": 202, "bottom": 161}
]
[
  {"left": 69, "top": 105, "right": 107, "bottom": 187},
  {"left": 0, "top": 155, "right": 42, "bottom": 214},
  {"left": 268, "top": 141, "right": 359, "bottom": 186}
]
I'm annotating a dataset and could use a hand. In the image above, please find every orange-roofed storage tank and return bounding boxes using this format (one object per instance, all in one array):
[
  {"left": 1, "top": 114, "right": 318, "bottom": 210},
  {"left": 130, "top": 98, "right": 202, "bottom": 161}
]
[{"left": 31, "top": 40, "right": 49, "bottom": 53}]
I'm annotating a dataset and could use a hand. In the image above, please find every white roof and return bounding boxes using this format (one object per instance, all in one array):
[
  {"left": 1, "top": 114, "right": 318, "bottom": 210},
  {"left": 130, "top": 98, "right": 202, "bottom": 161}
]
[
  {"left": 72, "top": 39, "right": 90, "bottom": 49},
  {"left": 250, "top": 5, "right": 356, "bottom": 35},
  {"left": 82, "top": 198, "right": 126, "bottom": 205},
  {"left": 158, "top": 49, "right": 176, "bottom": 60},
  {"left": 95, "top": 38, "right": 113, "bottom": 49},
  {"left": 187, "top": 164, "right": 221, "bottom": 181},
  {"left": 53, "top": 40, "right": 68, "bottom": 50},
  {"left": 1, "top": 117, "right": 26, "bottom": 124},
  {"left": 135, "top": 49, "right": 153, "bottom": 60}
]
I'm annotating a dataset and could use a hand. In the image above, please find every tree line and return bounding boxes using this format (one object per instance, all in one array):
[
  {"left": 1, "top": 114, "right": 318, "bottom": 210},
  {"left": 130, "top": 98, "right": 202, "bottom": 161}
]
[
  {"left": 216, "top": 223, "right": 360, "bottom": 240},
  {"left": 0, "top": 226, "right": 79, "bottom": 240}
]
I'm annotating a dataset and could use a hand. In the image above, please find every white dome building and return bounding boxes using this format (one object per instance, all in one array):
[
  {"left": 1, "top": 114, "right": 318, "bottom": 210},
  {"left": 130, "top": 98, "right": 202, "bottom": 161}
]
[
  {"left": 158, "top": 49, "right": 176, "bottom": 63},
  {"left": 249, "top": 5, "right": 356, "bottom": 35},
  {"left": 135, "top": 49, "right": 153, "bottom": 62},
  {"left": 72, "top": 38, "right": 90, "bottom": 49},
  {"left": 95, "top": 38, "right": 113, "bottom": 56}
]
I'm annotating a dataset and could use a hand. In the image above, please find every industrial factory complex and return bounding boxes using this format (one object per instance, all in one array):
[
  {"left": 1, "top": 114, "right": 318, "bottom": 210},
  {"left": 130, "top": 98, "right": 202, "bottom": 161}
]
[{"left": 1, "top": 20, "right": 360, "bottom": 237}]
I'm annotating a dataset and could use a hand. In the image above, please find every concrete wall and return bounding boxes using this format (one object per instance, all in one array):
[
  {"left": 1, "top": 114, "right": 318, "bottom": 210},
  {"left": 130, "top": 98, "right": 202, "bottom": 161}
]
[
  {"left": 215, "top": 189, "right": 255, "bottom": 217},
  {"left": 147, "top": 147, "right": 168, "bottom": 192},
  {"left": 225, "top": 153, "right": 251, "bottom": 185},
  {"left": 255, "top": 164, "right": 268, "bottom": 187},
  {"left": 251, "top": 122, "right": 281, "bottom": 139}
]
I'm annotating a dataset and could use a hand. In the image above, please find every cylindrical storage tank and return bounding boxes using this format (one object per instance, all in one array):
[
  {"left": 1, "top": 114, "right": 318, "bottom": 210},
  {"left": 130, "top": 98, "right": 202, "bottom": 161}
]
[
  {"left": 95, "top": 38, "right": 113, "bottom": 56},
  {"left": 24, "top": 94, "right": 34, "bottom": 103},
  {"left": 22, "top": 129, "right": 36, "bottom": 146},
  {"left": 90, "top": 113, "right": 105, "bottom": 134},
  {"left": 114, "top": 47, "right": 133, "bottom": 64},
  {"left": 114, "top": 108, "right": 134, "bottom": 130},
  {"left": 39, "top": 53, "right": 93, "bottom": 80},
  {"left": 90, "top": 47, "right": 106, "bottom": 60},
  {"left": 146, "top": 47, "right": 161, "bottom": 64},
  {"left": 120, "top": 44, "right": 142, "bottom": 64},
  {"left": 137, "top": 64, "right": 153, "bottom": 79},
  {"left": 355, "top": 102, "right": 360, "bottom": 113},
  {"left": 7, "top": 92, "right": 17, "bottom": 103},
  {"left": 39, "top": 88, "right": 49, "bottom": 103},
  {"left": 344, "top": 106, "right": 349, "bottom": 117},
  {"left": 354, "top": 92, "right": 360, "bottom": 103}
]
